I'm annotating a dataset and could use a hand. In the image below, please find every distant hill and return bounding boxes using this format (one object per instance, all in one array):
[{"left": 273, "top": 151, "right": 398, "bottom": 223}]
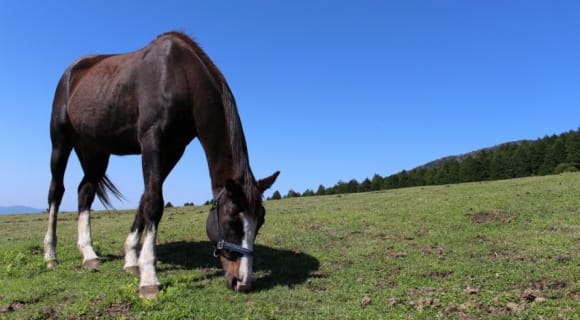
[
  {"left": 0, "top": 206, "right": 45, "bottom": 215},
  {"left": 416, "top": 140, "right": 529, "bottom": 170},
  {"left": 269, "top": 128, "right": 580, "bottom": 199}
]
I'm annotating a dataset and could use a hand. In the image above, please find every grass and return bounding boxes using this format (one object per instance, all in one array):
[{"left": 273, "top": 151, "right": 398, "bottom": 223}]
[{"left": 0, "top": 173, "right": 578, "bottom": 319}]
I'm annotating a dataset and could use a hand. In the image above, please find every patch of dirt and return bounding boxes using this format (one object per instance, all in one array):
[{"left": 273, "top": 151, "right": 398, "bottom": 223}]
[
  {"left": 529, "top": 278, "right": 568, "bottom": 292},
  {"left": 0, "top": 301, "right": 26, "bottom": 313},
  {"left": 360, "top": 294, "right": 372, "bottom": 307},
  {"left": 556, "top": 253, "right": 572, "bottom": 263},
  {"left": 393, "top": 279, "right": 570, "bottom": 318},
  {"left": 80, "top": 302, "right": 134, "bottom": 320},
  {"left": 439, "top": 302, "right": 481, "bottom": 319},
  {"left": 415, "top": 228, "right": 429, "bottom": 236},
  {"left": 375, "top": 232, "right": 390, "bottom": 240},
  {"left": 412, "top": 296, "right": 441, "bottom": 312},
  {"left": 302, "top": 223, "right": 320, "bottom": 231},
  {"left": 385, "top": 245, "right": 408, "bottom": 258},
  {"left": 442, "top": 280, "right": 559, "bottom": 318},
  {"left": 41, "top": 307, "right": 56, "bottom": 319},
  {"left": 102, "top": 303, "right": 132, "bottom": 319},
  {"left": 422, "top": 270, "right": 453, "bottom": 279},
  {"left": 408, "top": 287, "right": 441, "bottom": 312},
  {"left": 474, "top": 234, "right": 488, "bottom": 243},
  {"left": 418, "top": 245, "right": 446, "bottom": 260},
  {"left": 520, "top": 288, "right": 546, "bottom": 303},
  {"left": 307, "top": 270, "right": 326, "bottom": 278},
  {"left": 468, "top": 210, "right": 511, "bottom": 224},
  {"left": 463, "top": 284, "right": 480, "bottom": 295},
  {"left": 390, "top": 251, "right": 408, "bottom": 258}
]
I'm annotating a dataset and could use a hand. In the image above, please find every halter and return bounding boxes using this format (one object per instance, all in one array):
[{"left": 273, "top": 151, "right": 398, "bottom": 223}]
[{"left": 212, "top": 188, "right": 254, "bottom": 258}]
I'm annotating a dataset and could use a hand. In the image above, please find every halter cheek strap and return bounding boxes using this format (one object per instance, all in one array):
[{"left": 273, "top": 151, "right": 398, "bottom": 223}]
[{"left": 212, "top": 188, "right": 254, "bottom": 258}]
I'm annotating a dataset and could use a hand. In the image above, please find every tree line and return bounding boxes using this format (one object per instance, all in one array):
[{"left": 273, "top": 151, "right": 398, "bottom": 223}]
[{"left": 268, "top": 129, "right": 580, "bottom": 200}]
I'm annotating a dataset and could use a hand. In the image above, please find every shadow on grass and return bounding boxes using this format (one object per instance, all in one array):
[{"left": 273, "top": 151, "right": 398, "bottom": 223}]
[{"left": 156, "top": 241, "right": 321, "bottom": 291}]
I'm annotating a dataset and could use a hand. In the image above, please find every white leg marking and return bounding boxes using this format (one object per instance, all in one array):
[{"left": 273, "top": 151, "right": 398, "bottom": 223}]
[
  {"left": 44, "top": 203, "right": 58, "bottom": 264},
  {"left": 238, "top": 213, "right": 257, "bottom": 288},
  {"left": 124, "top": 229, "right": 141, "bottom": 270},
  {"left": 77, "top": 210, "right": 98, "bottom": 262},
  {"left": 138, "top": 226, "right": 160, "bottom": 288}
]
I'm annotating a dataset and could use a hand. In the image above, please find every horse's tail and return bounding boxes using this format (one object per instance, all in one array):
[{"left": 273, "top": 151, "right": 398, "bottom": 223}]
[{"left": 96, "top": 175, "right": 125, "bottom": 209}]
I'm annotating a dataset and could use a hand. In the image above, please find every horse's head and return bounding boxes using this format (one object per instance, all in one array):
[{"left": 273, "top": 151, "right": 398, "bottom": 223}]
[{"left": 206, "top": 171, "right": 279, "bottom": 291}]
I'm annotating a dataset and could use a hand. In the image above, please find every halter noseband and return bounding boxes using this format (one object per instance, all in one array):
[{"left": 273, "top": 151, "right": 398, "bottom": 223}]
[{"left": 212, "top": 188, "right": 254, "bottom": 258}]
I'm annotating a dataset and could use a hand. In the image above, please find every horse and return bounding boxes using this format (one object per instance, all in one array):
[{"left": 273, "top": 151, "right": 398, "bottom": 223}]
[{"left": 43, "top": 31, "right": 279, "bottom": 299}]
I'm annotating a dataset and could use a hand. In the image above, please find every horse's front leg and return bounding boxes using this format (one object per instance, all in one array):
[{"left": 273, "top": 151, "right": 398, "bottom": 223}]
[
  {"left": 136, "top": 189, "right": 164, "bottom": 298},
  {"left": 138, "top": 222, "right": 161, "bottom": 299}
]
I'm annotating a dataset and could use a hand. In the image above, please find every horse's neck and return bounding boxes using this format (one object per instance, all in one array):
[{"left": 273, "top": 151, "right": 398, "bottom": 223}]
[
  {"left": 200, "top": 121, "right": 251, "bottom": 194},
  {"left": 198, "top": 80, "right": 252, "bottom": 194}
]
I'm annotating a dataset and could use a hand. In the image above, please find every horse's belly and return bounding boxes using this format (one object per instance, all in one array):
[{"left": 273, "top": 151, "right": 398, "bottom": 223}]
[
  {"left": 67, "top": 99, "right": 141, "bottom": 154},
  {"left": 74, "top": 126, "right": 141, "bottom": 155}
]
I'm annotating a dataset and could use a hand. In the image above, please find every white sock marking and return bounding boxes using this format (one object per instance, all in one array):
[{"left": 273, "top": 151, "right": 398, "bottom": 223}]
[
  {"left": 44, "top": 203, "right": 58, "bottom": 262},
  {"left": 77, "top": 210, "right": 98, "bottom": 262},
  {"left": 124, "top": 229, "right": 141, "bottom": 270},
  {"left": 138, "top": 226, "right": 160, "bottom": 288}
]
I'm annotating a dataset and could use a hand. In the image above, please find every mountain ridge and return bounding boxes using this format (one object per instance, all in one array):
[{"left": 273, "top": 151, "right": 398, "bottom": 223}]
[
  {"left": 415, "top": 140, "right": 529, "bottom": 170},
  {"left": 0, "top": 206, "right": 45, "bottom": 215}
]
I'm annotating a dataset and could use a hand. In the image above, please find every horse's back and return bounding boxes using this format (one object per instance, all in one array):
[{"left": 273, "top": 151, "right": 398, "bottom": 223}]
[{"left": 52, "top": 32, "right": 224, "bottom": 155}]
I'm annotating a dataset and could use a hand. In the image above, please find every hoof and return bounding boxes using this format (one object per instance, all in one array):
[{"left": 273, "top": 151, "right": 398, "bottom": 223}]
[
  {"left": 46, "top": 260, "right": 59, "bottom": 269},
  {"left": 83, "top": 258, "right": 100, "bottom": 271},
  {"left": 124, "top": 266, "right": 140, "bottom": 275},
  {"left": 139, "top": 285, "right": 160, "bottom": 299}
]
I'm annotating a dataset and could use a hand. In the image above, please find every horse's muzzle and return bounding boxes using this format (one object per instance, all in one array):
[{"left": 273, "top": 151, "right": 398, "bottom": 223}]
[{"left": 225, "top": 271, "right": 252, "bottom": 292}]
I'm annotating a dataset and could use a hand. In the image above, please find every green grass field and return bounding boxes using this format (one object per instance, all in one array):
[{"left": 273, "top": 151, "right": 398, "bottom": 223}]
[{"left": 1, "top": 173, "right": 578, "bottom": 319}]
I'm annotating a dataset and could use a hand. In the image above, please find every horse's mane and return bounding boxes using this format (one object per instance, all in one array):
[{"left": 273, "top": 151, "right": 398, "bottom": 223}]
[{"left": 157, "top": 31, "right": 260, "bottom": 210}]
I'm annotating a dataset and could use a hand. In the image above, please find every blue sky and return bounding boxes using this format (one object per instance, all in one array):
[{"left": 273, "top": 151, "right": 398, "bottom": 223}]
[{"left": 1, "top": 1, "right": 579, "bottom": 211}]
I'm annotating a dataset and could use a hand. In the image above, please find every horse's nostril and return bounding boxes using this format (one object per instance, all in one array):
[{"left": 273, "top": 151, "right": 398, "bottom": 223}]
[{"left": 231, "top": 277, "right": 238, "bottom": 290}]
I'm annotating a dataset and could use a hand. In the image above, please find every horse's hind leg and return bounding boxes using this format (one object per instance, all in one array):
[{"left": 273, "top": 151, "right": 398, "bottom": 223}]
[
  {"left": 44, "top": 143, "right": 72, "bottom": 268},
  {"left": 76, "top": 151, "right": 110, "bottom": 270},
  {"left": 123, "top": 208, "right": 145, "bottom": 275}
]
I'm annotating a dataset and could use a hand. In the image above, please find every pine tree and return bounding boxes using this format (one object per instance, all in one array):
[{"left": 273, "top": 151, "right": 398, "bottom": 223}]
[
  {"left": 347, "top": 179, "right": 359, "bottom": 193},
  {"left": 542, "top": 135, "right": 563, "bottom": 174},
  {"left": 270, "top": 190, "right": 282, "bottom": 200},
  {"left": 371, "top": 174, "right": 383, "bottom": 191},
  {"left": 565, "top": 130, "right": 580, "bottom": 166},
  {"left": 286, "top": 189, "right": 300, "bottom": 198},
  {"left": 359, "top": 178, "right": 372, "bottom": 192}
]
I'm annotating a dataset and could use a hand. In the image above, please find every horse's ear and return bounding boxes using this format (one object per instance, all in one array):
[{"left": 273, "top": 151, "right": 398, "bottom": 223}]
[{"left": 258, "top": 171, "right": 280, "bottom": 193}]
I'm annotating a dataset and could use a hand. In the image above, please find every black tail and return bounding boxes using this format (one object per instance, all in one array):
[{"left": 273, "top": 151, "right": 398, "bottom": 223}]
[{"left": 96, "top": 175, "right": 125, "bottom": 209}]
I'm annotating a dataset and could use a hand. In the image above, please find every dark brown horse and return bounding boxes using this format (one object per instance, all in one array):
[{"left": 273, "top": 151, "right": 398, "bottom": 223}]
[{"left": 44, "top": 31, "right": 279, "bottom": 298}]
